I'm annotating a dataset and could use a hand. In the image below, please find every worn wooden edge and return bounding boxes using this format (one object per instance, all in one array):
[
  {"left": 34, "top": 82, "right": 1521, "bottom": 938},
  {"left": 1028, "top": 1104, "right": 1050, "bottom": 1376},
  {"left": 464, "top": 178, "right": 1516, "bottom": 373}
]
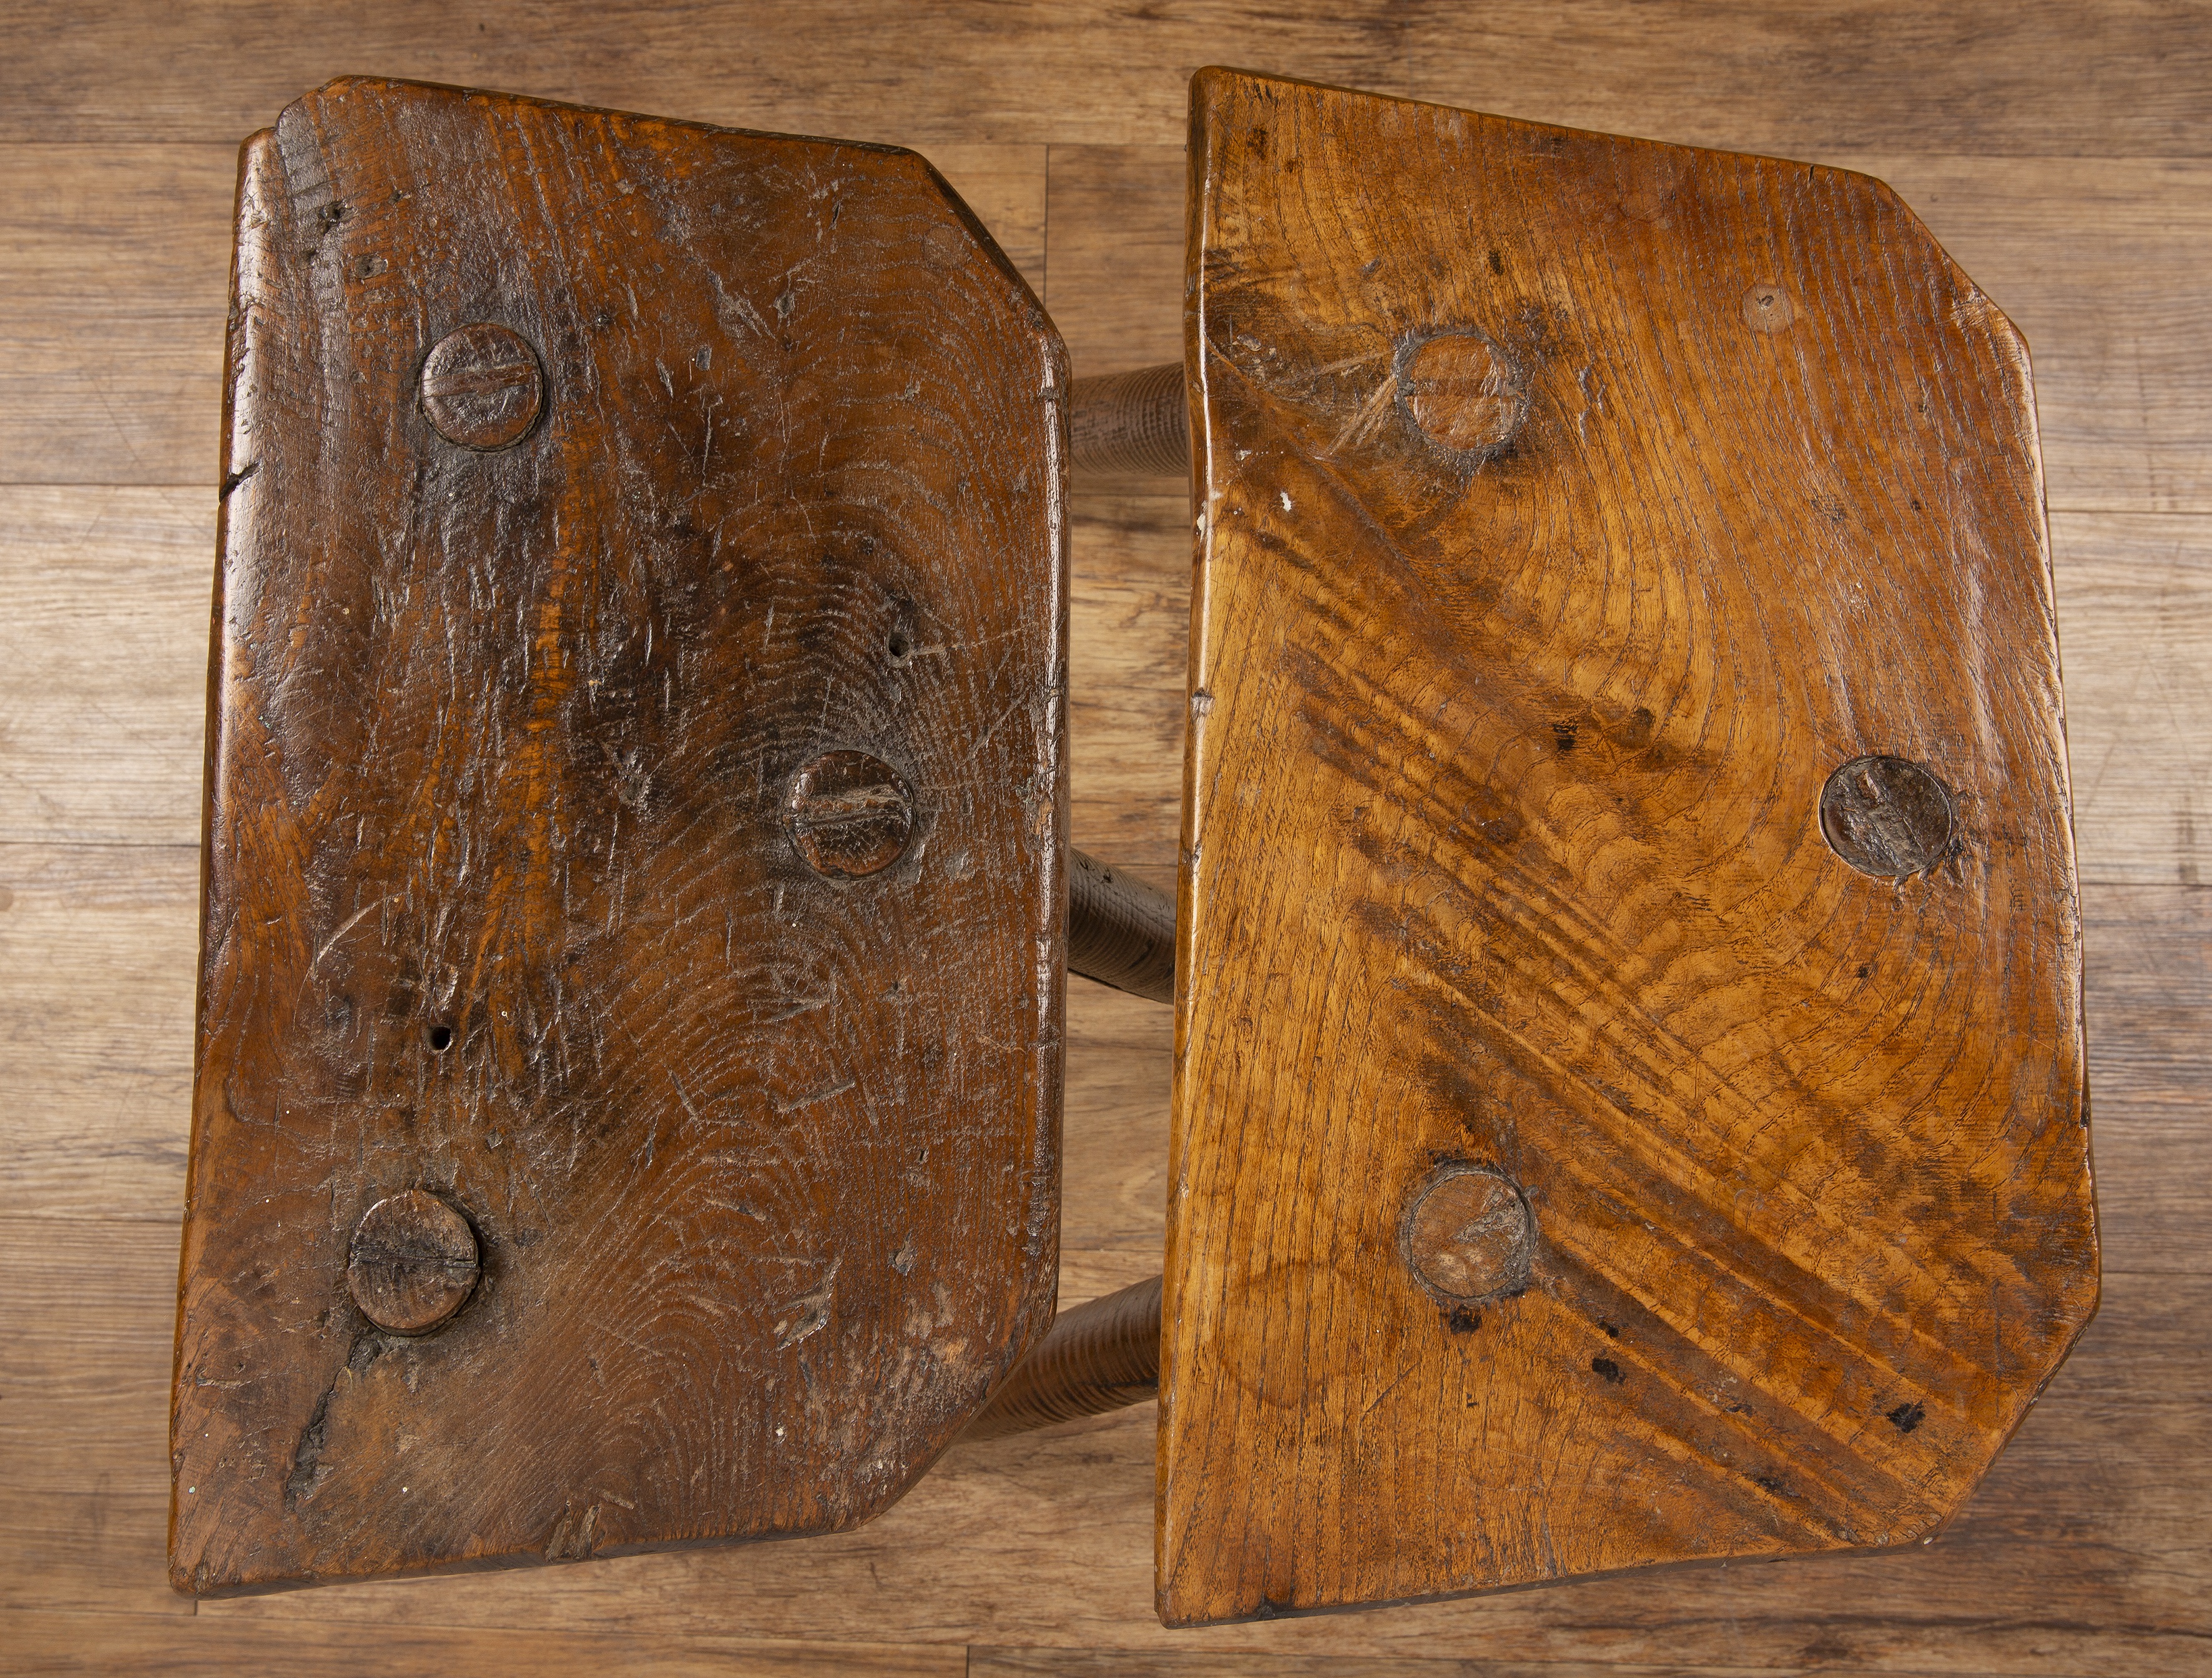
[
  {"left": 1158, "top": 79, "right": 1214, "bottom": 1631},
  {"left": 300, "top": 73, "right": 1063, "bottom": 331},
  {"left": 1178, "top": 70, "right": 2062, "bottom": 456},
  {"left": 169, "top": 122, "right": 270, "bottom": 1588}
]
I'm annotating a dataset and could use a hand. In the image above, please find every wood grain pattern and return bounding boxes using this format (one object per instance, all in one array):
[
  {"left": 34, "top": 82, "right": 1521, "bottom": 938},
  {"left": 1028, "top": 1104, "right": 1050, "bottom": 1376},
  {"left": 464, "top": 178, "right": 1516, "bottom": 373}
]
[
  {"left": 187, "top": 1267, "right": 2212, "bottom": 1668},
  {"left": 2052, "top": 514, "right": 2212, "bottom": 887},
  {"left": 0, "top": 488, "right": 213, "bottom": 844},
  {"left": 1065, "top": 496, "right": 1192, "bottom": 864},
  {"left": 15, "top": 830, "right": 2196, "bottom": 1286},
  {"left": 14, "top": 146, "right": 2208, "bottom": 520},
  {"left": 1041, "top": 148, "right": 1189, "bottom": 379},
  {"left": 7, "top": 488, "right": 2203, "bottom": 885},
  {"left": 172, "top": 78, "right": 1067, "bottom": 1592},
  {"left": 6, "top": 1612, "right": 966, "bottom": 1676},
  {"left": 1069, "top": 364, "right": 1190, "bottom": 480},
  {"left": 3, "top": 4, "right": 2208, "bottom": 1671},
  {"left": 7, "top": 1, "right": 2209, "bottom": 155},
  {"left": 1826, "top": 155, "right": 2212, "bottom": 520},
  {"left": 970, "top": 1654, "right": 1851, "bottom": 1677},
  {"left": 1034, "top": 145, "right": 2212, "bottom": 891},
  {"left": 1031, "top": 144, "right": 2212, "bottom": 525},
  {"left": 1161, "top": 69, "right": 2098, "bottom": 1624}
]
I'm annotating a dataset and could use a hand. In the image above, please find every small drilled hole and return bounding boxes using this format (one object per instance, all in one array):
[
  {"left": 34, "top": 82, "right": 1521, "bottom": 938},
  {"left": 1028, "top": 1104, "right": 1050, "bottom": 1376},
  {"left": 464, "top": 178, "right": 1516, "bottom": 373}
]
[
  {"left": 887, "top": 631, "right": 912, "bottom": 662},
  {"left": 427, "top": 1024, "right": 455, "bottom": 1053}
]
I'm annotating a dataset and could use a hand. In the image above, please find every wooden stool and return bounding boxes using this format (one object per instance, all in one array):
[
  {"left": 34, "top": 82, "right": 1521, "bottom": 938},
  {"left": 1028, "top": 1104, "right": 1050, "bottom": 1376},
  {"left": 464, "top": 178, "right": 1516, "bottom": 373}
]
[
  {"left": 994, "top": 67, "right": 2100, "bottom": 1627},
  {"left": 169, "top": 75, "right": 1168, "bottom": 1594}
]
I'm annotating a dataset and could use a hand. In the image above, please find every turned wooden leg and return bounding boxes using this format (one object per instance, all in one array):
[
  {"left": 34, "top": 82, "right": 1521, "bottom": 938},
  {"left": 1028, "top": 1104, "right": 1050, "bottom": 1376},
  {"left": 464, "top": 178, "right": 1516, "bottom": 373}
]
[
  {"left": 968, "top": 843, "right": 1174, "bottom": 1438},
  {"left": 965, "top": 855, "right": 1173, "bottom": 1438},
  {"left": 1069, "top": 362, "right": 1188, "bottom": 479},
  {"left": 963, "top": 1275, "right": 1163, "bottom": 1439},
  {"left": 1066, "top": 847, "right": 1177, "bottom": 1004}
]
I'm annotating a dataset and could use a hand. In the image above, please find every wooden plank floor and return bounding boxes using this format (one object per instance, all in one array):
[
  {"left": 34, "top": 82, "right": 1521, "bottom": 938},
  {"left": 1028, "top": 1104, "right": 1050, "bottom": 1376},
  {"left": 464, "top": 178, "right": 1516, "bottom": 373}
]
[{"left": 1, "top": 4, "right": 2205, "bottom": 1672}]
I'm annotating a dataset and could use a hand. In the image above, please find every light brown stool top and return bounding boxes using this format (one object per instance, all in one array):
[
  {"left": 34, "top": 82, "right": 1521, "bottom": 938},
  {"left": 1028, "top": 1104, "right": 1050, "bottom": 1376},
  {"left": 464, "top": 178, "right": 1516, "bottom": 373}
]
[{"left": 1154, "top": 67, "right": 2095, "bottom": 1626}]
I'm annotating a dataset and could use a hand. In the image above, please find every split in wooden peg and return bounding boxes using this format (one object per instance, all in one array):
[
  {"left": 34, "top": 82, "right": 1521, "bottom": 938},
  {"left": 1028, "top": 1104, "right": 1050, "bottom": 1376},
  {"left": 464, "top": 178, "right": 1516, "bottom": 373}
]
[{"left": 979, "top": 66, "right": 2099, "bottom": 1632}]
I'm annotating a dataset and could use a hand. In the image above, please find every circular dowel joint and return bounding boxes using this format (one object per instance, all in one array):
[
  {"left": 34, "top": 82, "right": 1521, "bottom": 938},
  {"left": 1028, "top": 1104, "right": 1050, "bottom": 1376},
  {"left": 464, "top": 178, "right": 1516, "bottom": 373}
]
[
  {"left": 785, "top": 750, "right": 914, "bottom": 879},
  {"left": 1402, "top": 1165, "right": 1535, "bottom": 1301},
  {"left": 1820, "top": 755, "right": 1954, "bottom": 877},
  {"left": 420, "top": 323, "right": 544, "bottom": 450},
  {"left": 347, "top": 1189, "right": 480, "bottom": 1335}
]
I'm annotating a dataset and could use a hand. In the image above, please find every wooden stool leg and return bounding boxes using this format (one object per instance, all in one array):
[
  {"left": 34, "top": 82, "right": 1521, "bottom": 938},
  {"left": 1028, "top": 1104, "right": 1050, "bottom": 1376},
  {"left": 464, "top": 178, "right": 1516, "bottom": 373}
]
[
  {"left": 963, "top": 1276, "right": 1163, "bottom": 1439},
  {"left": 1066, "top": 847, "right": 1177, "bottom": 1004},
  {"left": 1069, "top": 363, "right": 1188, "bottom": 479},
  {"left": 973, "top": 851, "right": 1174, "bottom": 1438}
]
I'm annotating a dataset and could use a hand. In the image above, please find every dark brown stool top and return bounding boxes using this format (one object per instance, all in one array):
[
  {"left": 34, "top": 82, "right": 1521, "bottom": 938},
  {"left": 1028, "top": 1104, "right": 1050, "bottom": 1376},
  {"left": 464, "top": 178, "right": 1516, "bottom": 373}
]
[{"left": 172, "top": 77, "right": 1067, "bottom": 1594}]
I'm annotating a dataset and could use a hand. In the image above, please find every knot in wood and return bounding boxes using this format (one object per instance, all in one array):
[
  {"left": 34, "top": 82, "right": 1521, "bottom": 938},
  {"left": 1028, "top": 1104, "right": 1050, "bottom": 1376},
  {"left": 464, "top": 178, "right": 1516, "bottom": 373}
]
[
  {"left": 1819, "top": 754, "right": 1954, "bottom": 877},
  {"left": 420, "top": 323, "right": 544, "bottom": 450},
  {"left": 1400, "top": 1165, "right": 1534, "bottom": 1301},
  {"left": 345, "top": 1190, "right": 479, "bottom": 1335},
  {"left": 785, "top": 750, "right": 915, "bottom": 879},
  {"left": 1397, "top": 330, "right": 1526, "bottom": 458}
]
